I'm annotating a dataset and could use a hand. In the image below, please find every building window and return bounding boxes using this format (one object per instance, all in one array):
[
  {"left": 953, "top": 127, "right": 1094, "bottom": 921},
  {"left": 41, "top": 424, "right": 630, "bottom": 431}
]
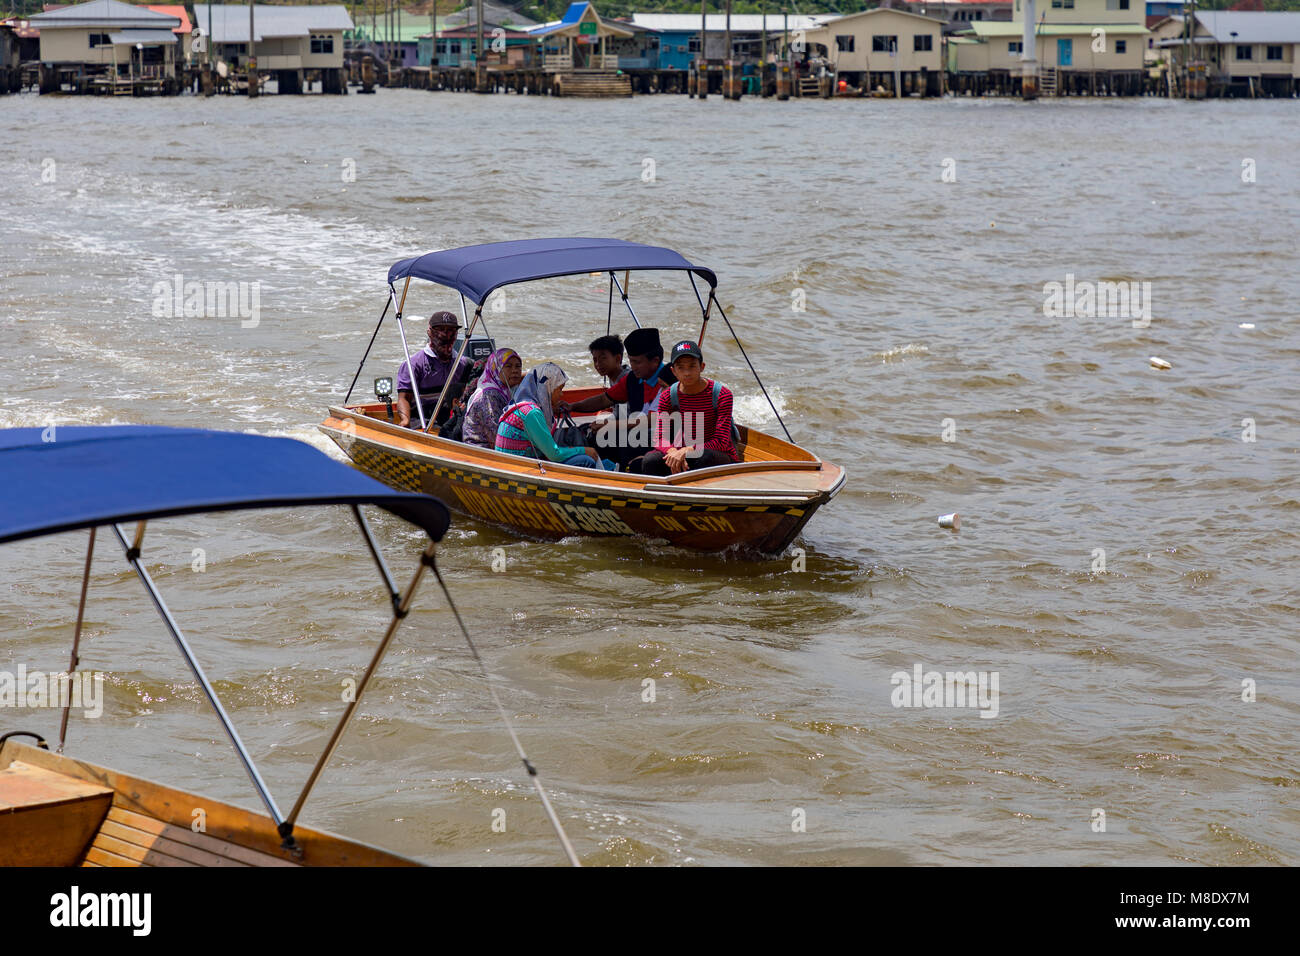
[
  {"left": 89, "top": 33, "right": 110, "bottom": 48},
  {"left": 1105, "top": 0, "right": 1128, "bottom": 8},
  {"left": 310, "top": 34, "right": 334, "bottom": 55},
  {"left": 1236, "top": 45, "right": 1252, "bottom": 60},
  {"left": 1116, "top": 39, "right": 1126, "bottom": 53},
  {"left": 914, "top": 34, "right": 932, "bottom": 52},
  {"left": 835, "top": 35, "right": 855, "bottom": 53},
  {"left": 872, "top": 35, "right": 897, "bottom": 53},
  {"left": 975, "top": 10, "right": 983, "bottom": 19},
  {"left": 1009, "top": 41, "right": 1023, "bottom": 54},
  {"left": 1266, "top": 45, "right": 1283, "bottom": 60},
  {"left": 1065, "top": 0, "right": 1074, "bottom": 7},
  {"left": 688, "top": 37, "right": 700, "bottom": 53}
]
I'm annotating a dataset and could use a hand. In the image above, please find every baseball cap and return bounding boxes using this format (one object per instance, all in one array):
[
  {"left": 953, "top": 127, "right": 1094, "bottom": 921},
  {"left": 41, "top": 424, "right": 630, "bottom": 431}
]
[
  {"left": 428, "top": 311, "right": 459, "bottom": 329},
  {"left": 669, "top": 340, "right": 703, "bottom": 364}
]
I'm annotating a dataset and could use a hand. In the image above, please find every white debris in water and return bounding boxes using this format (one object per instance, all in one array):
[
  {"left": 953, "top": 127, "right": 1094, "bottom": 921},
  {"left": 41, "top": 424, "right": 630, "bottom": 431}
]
[{"left": 874, "top": 343, "right": 929, "bottom": 363}]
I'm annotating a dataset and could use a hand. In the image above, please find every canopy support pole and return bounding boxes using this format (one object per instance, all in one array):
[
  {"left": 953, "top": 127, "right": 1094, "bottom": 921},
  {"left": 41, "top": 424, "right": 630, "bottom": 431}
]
[
  {"left": 423, "top": 306, "right": 480, "bottom": 433},
  {"left": 351, "top": 505, "right": 400, "bottom": 613},
  {"left": 110, "top": 522, "right": 290, "bottom": 844},
  {"left": 285, "top": 540, "right": 435, "bottom": 831},
  {"left": 606, "top": 274, "right": 614, "bottom": 335},
  {"left": 464, "top": 292, "right": 492, "bottom": 342},
  {"left": 57, "top": 527, "right": 96, "bottom": 754},
  {"left": 393, "top": 284, "right": 427, "bottom": 431},
  {"left": 609, "top": 272, "right": 642, "bottom": 330},
  {"left": 712, "top": 297, "right": 793, "bottom": 443},
  {"left": 343, "top": 296, "right": 391, "bottom": 406}
]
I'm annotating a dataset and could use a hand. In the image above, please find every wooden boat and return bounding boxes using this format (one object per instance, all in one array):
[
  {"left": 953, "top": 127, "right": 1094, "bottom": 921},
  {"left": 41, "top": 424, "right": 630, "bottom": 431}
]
[
  {"left": 321, "top": 238, "right": 846, "bottom": 554},
  {"left": 0, "top": 426, "right": 576, "bottom": 867}
]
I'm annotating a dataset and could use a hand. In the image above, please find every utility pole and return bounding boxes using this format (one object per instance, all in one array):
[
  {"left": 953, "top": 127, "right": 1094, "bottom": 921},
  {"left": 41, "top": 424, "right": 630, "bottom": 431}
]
[
  {"left": 698, "top": 0, "right": 707, "bottom": 99},
  {"left": 475, "top": 0, "right": 484, "bottom": 90},
  {"left": 248, "top": 0, "right": 257, "bottom": 97}
]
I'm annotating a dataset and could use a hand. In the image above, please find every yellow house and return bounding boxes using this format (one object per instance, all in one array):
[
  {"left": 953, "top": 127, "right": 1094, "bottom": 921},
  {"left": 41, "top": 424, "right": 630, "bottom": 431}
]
[
  {"left": 1008, "top": 0, "right": 1147, "bottom": 71},
  {"left": 803, "top": 8, "right": 946, "bottom": 95}
]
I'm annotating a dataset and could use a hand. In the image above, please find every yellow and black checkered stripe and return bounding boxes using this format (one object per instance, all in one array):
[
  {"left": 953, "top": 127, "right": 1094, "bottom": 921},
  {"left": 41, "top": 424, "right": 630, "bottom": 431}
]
[{"left": 350, "top": 442, "right": 806, "bottom": 517}]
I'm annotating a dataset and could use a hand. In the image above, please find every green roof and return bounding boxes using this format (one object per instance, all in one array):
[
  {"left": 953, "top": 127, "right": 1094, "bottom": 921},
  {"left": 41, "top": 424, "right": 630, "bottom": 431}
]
[{"left": 966, "top": 21, "right": 1150, "bottom": 37}]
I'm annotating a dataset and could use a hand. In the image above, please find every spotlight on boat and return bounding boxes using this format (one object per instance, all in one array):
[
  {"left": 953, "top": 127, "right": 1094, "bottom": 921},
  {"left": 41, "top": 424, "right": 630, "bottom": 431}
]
[{"left": 374, "top": 376, "right": 394, "bottom": 421}]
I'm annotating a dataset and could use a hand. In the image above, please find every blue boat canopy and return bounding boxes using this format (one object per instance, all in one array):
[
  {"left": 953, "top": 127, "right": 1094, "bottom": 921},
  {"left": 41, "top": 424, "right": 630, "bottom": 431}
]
[
  {"left": 0, "top": 426, "right": 450, "bottom": 545},
  {"left": 388, "top": 238, "right": 718, "bottom": 305}
]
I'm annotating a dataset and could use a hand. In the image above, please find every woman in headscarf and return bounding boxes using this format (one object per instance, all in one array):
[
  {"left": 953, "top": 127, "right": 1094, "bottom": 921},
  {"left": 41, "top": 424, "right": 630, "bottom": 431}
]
[
  {"left": 496, "top": 363, "right": 608, "bottom": 468},
  {"left": 461, "top": 348, "right": 522, "bottom": 448}
]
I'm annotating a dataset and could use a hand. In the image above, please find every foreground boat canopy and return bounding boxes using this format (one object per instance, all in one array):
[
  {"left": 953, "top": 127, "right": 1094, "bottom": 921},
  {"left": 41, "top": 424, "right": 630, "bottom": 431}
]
[
  {"left": 387, "top": 237, "right": 718, "bottom": 305},
  {"left": 0, "top": 426, "right": 450, "bottom": 544}
]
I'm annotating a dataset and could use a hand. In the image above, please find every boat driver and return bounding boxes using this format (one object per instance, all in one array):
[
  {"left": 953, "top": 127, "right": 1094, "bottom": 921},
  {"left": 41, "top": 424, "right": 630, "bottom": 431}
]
[{"left": 395, "top": 311, "right": 475, "bottom": 430}]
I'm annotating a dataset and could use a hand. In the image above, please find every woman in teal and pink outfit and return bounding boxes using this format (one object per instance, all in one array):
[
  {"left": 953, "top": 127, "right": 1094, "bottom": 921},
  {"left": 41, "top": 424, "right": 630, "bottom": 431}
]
[{"left": 495, "top": 363, "right": 611, "bottom": 469}]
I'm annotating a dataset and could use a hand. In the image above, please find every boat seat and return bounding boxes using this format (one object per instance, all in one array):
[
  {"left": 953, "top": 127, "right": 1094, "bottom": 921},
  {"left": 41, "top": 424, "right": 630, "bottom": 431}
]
[
  {"left": 0, "top": 759, "right": 113, "bottom": 866},
  {"left": 81, "top": 806, "right": 298, "bottom": 867}
]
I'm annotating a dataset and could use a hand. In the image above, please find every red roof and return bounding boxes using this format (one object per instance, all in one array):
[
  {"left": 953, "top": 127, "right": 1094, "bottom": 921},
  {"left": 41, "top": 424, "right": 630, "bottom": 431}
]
[{"left": 145, "top": 4, "right": 191, "bottom": 34}]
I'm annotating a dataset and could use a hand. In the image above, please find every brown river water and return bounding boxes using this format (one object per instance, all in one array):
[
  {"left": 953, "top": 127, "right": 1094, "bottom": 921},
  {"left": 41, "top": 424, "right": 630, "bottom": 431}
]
[{"left": 1, "top": 91, "right": 1297, "bottom": 865}]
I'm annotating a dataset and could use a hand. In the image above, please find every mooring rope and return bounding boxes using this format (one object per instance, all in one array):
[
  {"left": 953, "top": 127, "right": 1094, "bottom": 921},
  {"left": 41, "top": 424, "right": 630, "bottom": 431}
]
[{"left": 429, "top": 560, "right": 581, "bottom": 867}]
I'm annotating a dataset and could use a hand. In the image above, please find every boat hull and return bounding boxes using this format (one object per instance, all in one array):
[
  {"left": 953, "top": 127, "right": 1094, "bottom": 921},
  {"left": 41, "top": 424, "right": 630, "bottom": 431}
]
[{"left": 322, "top": 405, "right": 844, "bottom": 555}]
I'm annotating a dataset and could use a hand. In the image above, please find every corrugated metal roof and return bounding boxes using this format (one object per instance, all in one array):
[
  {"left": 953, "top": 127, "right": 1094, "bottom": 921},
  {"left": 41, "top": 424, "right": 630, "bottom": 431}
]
[
  {"left": 1194, "top": 11, "right": 1300, "bottom": 45},
  {"left": 192, "top": 4, "right": 352, "bottom": 44},
  {"left": 628, "top": 14, "right": 825, "bottom": 33},
  {"left": 108, "top": 28, "right": 177, "bottom": 44},
  {"left": 29, "top": 0, "right": 178, "bottom": 30},
  {"left": 966, "top": 21, "right": 1148, "bottom": 37}
]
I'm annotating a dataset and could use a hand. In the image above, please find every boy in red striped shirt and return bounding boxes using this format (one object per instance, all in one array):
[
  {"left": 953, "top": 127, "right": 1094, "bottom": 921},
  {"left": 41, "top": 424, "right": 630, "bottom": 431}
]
[{"left": 634, "top": 340, "right": 737, "bottom": 475}]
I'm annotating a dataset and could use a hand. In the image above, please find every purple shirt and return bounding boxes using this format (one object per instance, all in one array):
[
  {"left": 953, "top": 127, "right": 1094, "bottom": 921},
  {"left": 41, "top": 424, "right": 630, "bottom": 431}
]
[{"left": 396, "top": 347, "right": 472, "bottom": 411}]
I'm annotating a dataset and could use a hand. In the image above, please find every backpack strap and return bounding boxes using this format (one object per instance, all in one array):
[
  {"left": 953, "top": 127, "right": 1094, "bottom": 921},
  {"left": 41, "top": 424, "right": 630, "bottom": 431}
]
[
  {"left": 670, "top": 382, "right": 679, "bottom": 413},
  {"left": 711, "top": 379, "right": 720, "bottom": 410}
]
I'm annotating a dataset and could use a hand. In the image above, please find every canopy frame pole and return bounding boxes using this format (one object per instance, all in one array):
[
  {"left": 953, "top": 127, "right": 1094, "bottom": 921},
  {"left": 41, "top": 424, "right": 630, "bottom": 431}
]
[
  {"left": 712, "top": 297, "right": 793, "bottom": 443},
  {"left": 343, "top": 295, "right": 392, "bottom": 405},
  {"left": 57, "top": 527, "right": 96, "bottom": 754},
  {"left": 688, "top": 272, "right": 712, "bottom": 342},
  {"left": 695, "top": 285, "right": 716, "bottom": 348},
  {"left": 606, "top": 273, "right": 614, "bottom": 335},
  {"left": 609, "top": 272, "right": 642, "bottom": 330},
  {"left": 286, "top": 540, "right": 435, "bottom": 830},
  {"left": 460, "top": 291, "right": 492, "bottom": 341},
  {"left": 392, "top": 283, "right": 427, "bottom": 430},
  {"left": 109, "top": 522, "right": 289, "bottom": 843},
  {"left": 423, "top": 306, "right": 480, "bottom": 434},
  {"left": 351, "top": 504, "right": 400, "bottom": 613}
]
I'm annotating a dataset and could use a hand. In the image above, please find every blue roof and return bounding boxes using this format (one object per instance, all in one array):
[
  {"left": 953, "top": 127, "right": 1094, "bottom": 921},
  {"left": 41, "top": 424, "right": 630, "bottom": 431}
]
[
  {"left": 388, "top": 237, "right": 717, "bottom": 305},
  {"left": 0, "top": 426, "right": 450, "bottom": 545},
  {"left": 561, "top": 2, "right": 588, "bottom": 24}
]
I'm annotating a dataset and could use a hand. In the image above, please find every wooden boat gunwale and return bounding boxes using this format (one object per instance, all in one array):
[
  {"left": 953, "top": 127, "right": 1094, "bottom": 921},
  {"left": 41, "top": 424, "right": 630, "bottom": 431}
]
[
  {"left": 325, "top": 403, "right": 844, "bottom": 506},
  {"left": 0, "top": 740, "right": 417, "bottom": 867}
]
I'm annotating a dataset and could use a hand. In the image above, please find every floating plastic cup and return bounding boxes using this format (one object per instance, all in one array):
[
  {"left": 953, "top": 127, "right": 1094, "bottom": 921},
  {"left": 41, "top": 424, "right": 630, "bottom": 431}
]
[
  {"left": 1149, "top": 356, "right": 1172, "bottom": 370},
  {"left": 938, "top": 512, "right": 960, "bottom": 531}
]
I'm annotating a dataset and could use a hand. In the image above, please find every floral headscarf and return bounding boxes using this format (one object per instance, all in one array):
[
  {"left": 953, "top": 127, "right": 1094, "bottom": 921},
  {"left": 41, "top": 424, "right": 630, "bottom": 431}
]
[{"left": 477, "top": 348, "right": 518, "bottom": 404}]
